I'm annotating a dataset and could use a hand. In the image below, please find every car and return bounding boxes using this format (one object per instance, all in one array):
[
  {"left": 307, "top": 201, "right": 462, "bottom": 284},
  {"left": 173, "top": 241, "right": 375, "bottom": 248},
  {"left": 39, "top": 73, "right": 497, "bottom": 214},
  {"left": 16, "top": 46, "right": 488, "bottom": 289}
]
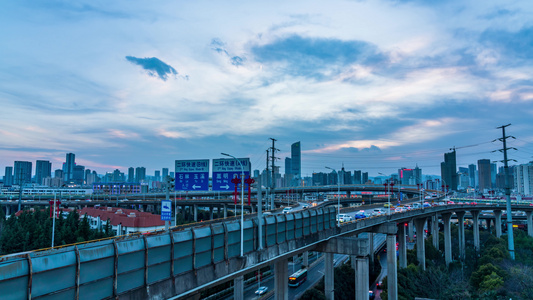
[
  {"left": 376, "top": 280, "right": 383, "bottom": 289},
  {"left": 336, "top": 214, "right": 353, "bottom": 222},
  {"left": 423, "top": 202, "right": 431, "bottom": 208},
  {"left": 372, "top": 208, "right": 386, "bottom": 216},
  {"left": 255, "top": 286, "right": 268, "bottom": 295},
  {"left": 302, "top": 205, "right": 309, "bottom": 209},
  {"left": 412, "top": 203, "right": 421, "bottom": 209},
  {"left": 438, "top": 201, "right": 445, "bottom": 206},
  {"left": 383, "top": 203, "right": 393, "bottom": 208},
  {"left": 282, "top": 207, "right": 292, "bottom": 214},
  {"left": 404, "top": 205, "right": 413, "bottom": 210},
  {"left": 470, "top": 202, "right": 478, "bottom": 205},
  {"left": 394, "top": 207, "right": 405, "bottom": 213},
  {"left": 355, "top": 211, "right": 367, "bottom": 219},
  {"left": 447, "top": 201, "right": 455, "bottom": 205},
  {"left": 369, "top": 290, "right": 375, "bottom": 300}
]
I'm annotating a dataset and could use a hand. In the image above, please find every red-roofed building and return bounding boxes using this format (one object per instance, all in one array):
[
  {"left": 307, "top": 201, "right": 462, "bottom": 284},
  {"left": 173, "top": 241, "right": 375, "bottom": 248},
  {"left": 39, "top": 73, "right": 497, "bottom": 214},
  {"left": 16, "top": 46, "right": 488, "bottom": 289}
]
[{"left": 79, "top": 206, "right": 165, "bottom": 235}]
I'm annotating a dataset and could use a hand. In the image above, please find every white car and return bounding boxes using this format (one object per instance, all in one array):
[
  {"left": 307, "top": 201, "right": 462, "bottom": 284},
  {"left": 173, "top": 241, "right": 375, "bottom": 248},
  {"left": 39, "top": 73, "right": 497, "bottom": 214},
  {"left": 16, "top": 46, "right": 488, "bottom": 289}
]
[
  {"left": 255, "top": 286, "right": 268, "bottom": 295},
  {"left": 412, "top": 203, "right": 421, "bottom": 209},
  {"left": 282, "top": 207, "right": 293, "bottom": 214},
  {"left": 372, "top": 208, "right": 386, "bottom": 216},
  {"left": 404, "top": 205, "right": 413, "bottom": 210},
  {"left": 336, "top": 214, "right": 353, "bottom": 222}
]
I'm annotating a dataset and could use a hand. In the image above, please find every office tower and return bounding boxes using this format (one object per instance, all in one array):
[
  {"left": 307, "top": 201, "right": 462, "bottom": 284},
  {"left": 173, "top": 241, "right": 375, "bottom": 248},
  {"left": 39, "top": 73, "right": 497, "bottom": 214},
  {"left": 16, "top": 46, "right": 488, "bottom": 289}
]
[
  {"left": 354, "top": 170, "right": 362, "bottom": 184},
  {"left": 155, "top": 170, "right": 161, "bottom": 182},
  {"left": 490, "top": 162, "right": 497, "bottom": 187},
  {"left": 73, "top": 165, "right": 85, "bottom": 184},
  {"left": 4, "top": 166, "right": 13, "bottom": 186},
  {"left": 135, "top": 167, "right": 146, "bottom": 182},
  {"left": 285, "top": 157, "right": 292, "bottom": 186},
  {"left": 413, "top": 166, "right": 422, "bottom": 185},
  {"left": 162, "top": 168, "right": 169, "bottom": 179},
  {"left": 440, "top": 150, "right": 457, "bottom": 191},
  {"left": 64, "top": 153, "right": 75, "bottom": 181},
  {"left": 14, "top": 161, "right": 32, "bottom": 185},
  {"left": 291, "top": 142, "right": 301, "bottom": 186},
  {"left": 253, "top": 169, "right": 260, "bottom": 178},
  {"left": 468, "top": 164, "right": 477, "bottom": 188},
  {"left": 514, "top": 162, "right": 533, "bottom": 195},
  {"left": 478, "top": 159, "right": 492, "bottom": 191},
  {"left": 112, "top": 169, "right": 123, "bottom": 182},
  {"left": 128, "top": 167, "right": 134, "bottom": 182},
  {"left": 35, "top": 160, "right": 52, "bottom": 185},
  {"left": 55, "top": 169, "right": 64, "bottom": 179},
  {"left": 458, "top": 167, "right": 469, "bottom": 189},
  {"left": 85, "top": 169, "right": 91, "bottom": 182},
  {"left": 362, "top": 172, "right": 369, "bottom": 183}
]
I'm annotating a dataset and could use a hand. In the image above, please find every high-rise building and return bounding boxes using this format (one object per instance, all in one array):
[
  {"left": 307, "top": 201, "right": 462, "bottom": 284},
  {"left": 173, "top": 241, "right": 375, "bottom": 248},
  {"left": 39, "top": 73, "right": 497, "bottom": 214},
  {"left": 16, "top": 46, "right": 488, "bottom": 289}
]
[
  {"left": 291, "top": 142, "right": 301, "bottom": 186},
  {"left": 458, "top": 167, "right": 469, "bottom": 189},
  {"left": 514, "top": 162, "right": 533, "bottom": 196},
  {"left": 135, "top": 167, "right": 146, "bottom": 182},
  {"left": 72, "top": 165, "right": 85, "bottom": 184},
  {"left": 85, "top": 169, "right": 91, "bottom": 182},
  {"left": 468, "top": 164, "right": 477, "bottom": 188},
  {"left": 285, "top": 157, "right": 292, "bottom": 187},
  {"left": 440, "top": 150, "right": 457, "bottom": 191},
  {"left": 55, "top": 169, "right": 64, "bottom": 179},
  {"left": 14, "top": 161, "right": 32, "bottom": 185},
  {"left": 64, "top": 153, "right": 75, "bottom": 181},
  {"left": 35, "top": 160, "right": 52, "bottom": 185},
  {"left": 398, "top": 167, "right": 421, "bottom": 185},
  {"left": 155, "top": 170, "right": 161, "bottom": 182},
  {"left": 490, "top": 163, "right": 497, "bottom": 187},
  {"left": 162, "top": 168, "right": 169, "bottom": 179},
  {"left": 3, "top": 166, "right": 13, "bottom": 186},
  {"left": 127, "top": 167, "right": 134, "bottom": 182},
  {"left": 354, "top": 170, "right": 362, "bottom": 184},
  {"left": 362, "top": 172, "right": 369, "bottom": 184},
  {"left": 478, "top": 159, "right": 492, "bottom": 191}
]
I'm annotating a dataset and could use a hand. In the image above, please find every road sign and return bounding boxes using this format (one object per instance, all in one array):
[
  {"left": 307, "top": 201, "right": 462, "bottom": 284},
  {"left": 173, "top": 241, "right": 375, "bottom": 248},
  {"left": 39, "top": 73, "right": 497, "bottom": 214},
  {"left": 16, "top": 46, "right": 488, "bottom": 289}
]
[
  {"left": 212, "top": 158, "right": 251, "bottom": 191},
  {"left": 175, "top": 159, "right": 209, "bottom": 191},
  {"left": 161, "top": 200, "right": 172, "bottom": 221}
]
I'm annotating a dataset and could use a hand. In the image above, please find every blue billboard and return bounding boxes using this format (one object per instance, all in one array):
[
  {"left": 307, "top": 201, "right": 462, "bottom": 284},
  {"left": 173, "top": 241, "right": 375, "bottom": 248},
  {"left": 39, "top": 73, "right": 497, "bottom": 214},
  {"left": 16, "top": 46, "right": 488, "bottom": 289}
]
[
  {"left": 175, "top": 159, "right": 210, "bottom": 191},
  {"left": 212, "top": 158, "right": 251, "bottom": 191}
]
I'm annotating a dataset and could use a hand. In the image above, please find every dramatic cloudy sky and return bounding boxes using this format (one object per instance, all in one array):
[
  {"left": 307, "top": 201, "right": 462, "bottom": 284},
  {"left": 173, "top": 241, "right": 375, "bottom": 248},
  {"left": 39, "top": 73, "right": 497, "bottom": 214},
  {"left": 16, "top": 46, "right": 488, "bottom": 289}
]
[{"left": 1, "top": 0, "right": 533, "bottom": 179}]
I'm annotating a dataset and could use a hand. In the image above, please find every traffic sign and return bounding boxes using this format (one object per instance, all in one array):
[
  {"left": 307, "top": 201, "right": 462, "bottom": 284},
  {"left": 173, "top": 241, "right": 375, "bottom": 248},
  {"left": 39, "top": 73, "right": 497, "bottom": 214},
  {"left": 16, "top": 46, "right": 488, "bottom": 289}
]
[
  {"left": 175, "top": 159, "right": 209, "bottom": 191},
  {"left": 161, "top": 200, "right": 172, "bottom": 221},
  {"left": 212, "top": 158, "right": 251, "bottom": 191}
]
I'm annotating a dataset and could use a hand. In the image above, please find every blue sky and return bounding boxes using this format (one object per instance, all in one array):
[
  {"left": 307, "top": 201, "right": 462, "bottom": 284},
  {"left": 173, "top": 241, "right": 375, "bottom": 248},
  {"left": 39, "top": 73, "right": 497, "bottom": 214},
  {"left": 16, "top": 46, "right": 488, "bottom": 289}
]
[{"left": 1, "top": 0, "right": 533, "bottom": 179}]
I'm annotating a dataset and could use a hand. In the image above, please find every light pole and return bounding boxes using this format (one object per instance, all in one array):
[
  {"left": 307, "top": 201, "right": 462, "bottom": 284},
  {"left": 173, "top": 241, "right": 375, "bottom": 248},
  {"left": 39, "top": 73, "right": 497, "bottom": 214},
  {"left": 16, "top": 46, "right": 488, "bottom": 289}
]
[
  {"left": 222, "top": 153, "right": 245, "bottom": 257},
  {"left": 379, "top": 173, "right": 392, "bottom": 215},
  {"left": 325, "top": 166, "right": 340, "bottom": 227}
]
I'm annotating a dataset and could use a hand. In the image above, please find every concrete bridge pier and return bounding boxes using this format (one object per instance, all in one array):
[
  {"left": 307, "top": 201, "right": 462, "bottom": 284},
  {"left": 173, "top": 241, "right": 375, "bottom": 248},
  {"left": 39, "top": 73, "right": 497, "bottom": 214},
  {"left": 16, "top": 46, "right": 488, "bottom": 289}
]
[
  {"left": 324, "top": 252, "right": 335, "bottom": 300},
  {"left": 494, "top": 210, "right": 502, "bottom": 238},
  {"left": 275, "top": 259, "right": 289, "bottom": 300},
  {"left": 355, "top": 255, "right": 369, "bottom": 300},
  {"left": 386, "top": 233, "right": 398, "bottom": 300},
  {"left": 414, "top": 217, "right": 426, "bottom": 270},
  {"left": 223, "top": 204, "right": 227, "bottom": 218},
  {"left": 408, "top": 221, "right": 415, "bottom": 241},
  {"left": 5, "top": 205, "right": 10, "bottom": 216},
  {"left": 302, "top": 251, "right": 309, "bottom": 267},
  {"left": 193, "top": 205, "right": 198, "bottom": 222},
  {"left": 472, "top": 210, "right": 480, "bottom": 252},
  {"left": 442, "top": 213, "right": 452, "bottom": 265},
  {"left": 527, "top": 211, "right": 533, "bottom": 237},
  {"left": 209, "top": 206, "right": 214, "bottom": 220},
  {"left": 398, "top": 223, "right": 407, "bottom": 269},
  {"left": 233, "top": 276, "right": 244, "bottom": 300},
  {"left": 432, "top": 214, "right": 439, "bottom": 250},
  {"left": 456, "top": 211, "right": 466, "bottom": 261},
  {"left": 368, "top": 233, "right": 374, "bottom": 265}
]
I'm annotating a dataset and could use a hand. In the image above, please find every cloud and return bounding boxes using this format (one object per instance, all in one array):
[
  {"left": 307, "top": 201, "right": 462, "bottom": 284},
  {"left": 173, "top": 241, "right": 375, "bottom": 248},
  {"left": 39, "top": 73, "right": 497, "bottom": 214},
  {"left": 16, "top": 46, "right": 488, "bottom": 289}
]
[
  {"left": 125, "top": 56, "right": 178, "bottom": 81},
  {"left": 480, "top": 26, "right": 533, "bottom": 62},
  {"left": 251, "top": 35, "right": 387, "bottom": 79}
]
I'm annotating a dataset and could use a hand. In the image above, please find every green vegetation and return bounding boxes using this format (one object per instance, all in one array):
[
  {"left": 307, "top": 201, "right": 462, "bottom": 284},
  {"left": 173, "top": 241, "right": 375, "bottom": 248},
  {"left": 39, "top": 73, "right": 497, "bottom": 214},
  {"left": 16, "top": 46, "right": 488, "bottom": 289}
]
[{"left": 0, "top": 208, "right": 114, "bottom": 255}]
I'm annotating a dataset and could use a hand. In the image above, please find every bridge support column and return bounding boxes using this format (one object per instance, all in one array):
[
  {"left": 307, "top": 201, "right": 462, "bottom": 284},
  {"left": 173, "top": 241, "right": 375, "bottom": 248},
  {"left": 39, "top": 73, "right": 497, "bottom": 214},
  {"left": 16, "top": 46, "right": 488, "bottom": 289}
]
[
  {"left": 408, "top": 221, "right": 414, "bottom": 242},
  {"left": 303, "top": 251, "right": 309, "bottom": 267},
  {"left": 494, "top": 210, "right": 502, "bottom": 238},
  {"left": 233, "top": 276, "right": 244, "bottom": 300},
  {"left": 324, "top": 252, "right": 334, "bottom": 300},
  {"left": 193, "top": 205, "right": 198, "bottom": 222},
  {"left": 456, "top": 211, "right": 466, "bottom": 261},
  {"left": 355, "top": 256, "right": 369, "bottom": 300},
  {"left": 275, "top": 259, "right": 289, "bottom": 300},
  {"left": 432, "top": 214, "right": 439, "bottom": 250},
  {"left": 368, "top": 233, "right": 374, "bottom": 265},
  {"left": 527, "top": 211, "right": 533, "bottom": 237},
  {"left": 209, "top": 206, "right": 214, "bottom": 220},
  {"left": 398, "top": 223, "right": 407, "bottom": 269},
  {"left": 223, "top": 204, "right": 227, "bottom": 219},
  {"left": 5, "top": 205, "right": 10, "bottom": 216},
  {"left": 442, "top": 213, "right": 452, "bottom": 264},
  {"left": 414, "top": 218, "right": 427, "bottom": 270},
  {"left": 472, "top": 210, "right": 480, "bottom": 252},
  {"left": 386, "top": 233, "right": 398, "bottom": 300}
]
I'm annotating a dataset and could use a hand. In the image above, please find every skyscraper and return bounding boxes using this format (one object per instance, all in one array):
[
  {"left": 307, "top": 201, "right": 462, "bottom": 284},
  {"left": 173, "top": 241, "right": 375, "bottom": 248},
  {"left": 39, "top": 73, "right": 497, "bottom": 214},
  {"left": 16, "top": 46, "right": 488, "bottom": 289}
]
[
  {"left": 162, "top": 168, "right": 169, "bottom": 179},
  {"left": 64, "top": 153, "right": 75, "bottom": 181},
  {"left": 362, "top": 172, "right": 369, "bottom": 184},
  {"left": 354, "top": 170, "right": 362, "bottom": 184},
  {"left": 440, "top": 150, "right": 457, "bottom": 191},
  {"left": 478, "top": 159, "right": 492, "bottom": 191},
  {"left": 14, "top": 161, "right": 32, "bottom": 185},
  {"left": 291, "top": 142, "right": 301, "bottom": 186},
  {"left": 35, "top": 160, "right": 52, "bottom": 185},
  {"left": 514, "top": 162, "right": 532, "bottom": 195},
  {"left": 128, "top": 167, "right": 135, "bottom": 182},
  {"left": 4, "top": 166, "right": 13, "bottom": 186},
  {"left": 468, "top": 164, "right": 477, "bottom": 188},
  {"left": 73, "top": 165, "right": 85, "bottom": 184},
  {"left": 135, "top": 167, "right": 146, "bottom": 182}
]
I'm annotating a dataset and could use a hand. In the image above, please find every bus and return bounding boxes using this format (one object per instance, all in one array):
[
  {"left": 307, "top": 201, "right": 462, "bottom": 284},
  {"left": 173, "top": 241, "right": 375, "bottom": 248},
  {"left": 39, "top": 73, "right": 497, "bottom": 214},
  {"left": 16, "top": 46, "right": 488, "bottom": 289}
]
[{"left": 288, "top": 268, "right": 308, "bottom": 287}]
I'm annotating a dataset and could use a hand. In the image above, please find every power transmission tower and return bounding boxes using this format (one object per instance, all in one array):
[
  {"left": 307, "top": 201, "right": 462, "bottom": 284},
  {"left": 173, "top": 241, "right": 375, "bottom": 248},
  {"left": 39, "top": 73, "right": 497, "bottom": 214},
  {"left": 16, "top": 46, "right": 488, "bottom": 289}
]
[
  {"left": 269, "top": 138, "right": 279, "bottom": 209},
  {"left": 265, "top": 149, "right": 269, "bottom": 210},
  {"left": 494, "top": 124, "right": 517, "bottom": 260}
]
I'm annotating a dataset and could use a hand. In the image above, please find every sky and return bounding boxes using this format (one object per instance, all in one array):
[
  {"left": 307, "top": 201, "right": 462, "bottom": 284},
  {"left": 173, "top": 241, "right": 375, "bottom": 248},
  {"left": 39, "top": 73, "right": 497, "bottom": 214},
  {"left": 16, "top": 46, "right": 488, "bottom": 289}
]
[{"left": 1, "top": 0, "right": 533, "bottom": 179}]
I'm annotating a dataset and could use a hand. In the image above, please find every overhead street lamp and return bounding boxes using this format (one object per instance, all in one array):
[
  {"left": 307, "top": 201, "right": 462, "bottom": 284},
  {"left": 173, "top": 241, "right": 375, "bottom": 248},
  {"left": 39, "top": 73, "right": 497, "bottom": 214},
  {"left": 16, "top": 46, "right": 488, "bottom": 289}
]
[
  {"left": 325, "top": 166, "right": 340, "bottom": 227},
  {"left": 221, "top": 153, "right": 245, "bottom": 257},
  {"left": 378, "top": 173, "right": 392, "bottom": 215}
]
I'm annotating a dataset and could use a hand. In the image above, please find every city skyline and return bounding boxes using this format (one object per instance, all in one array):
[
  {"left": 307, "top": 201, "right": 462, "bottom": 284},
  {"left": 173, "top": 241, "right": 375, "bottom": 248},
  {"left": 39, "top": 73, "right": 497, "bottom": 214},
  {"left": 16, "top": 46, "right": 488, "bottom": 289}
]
[{"left": 1, "top": 1, "right": 533, "bottom": 178}]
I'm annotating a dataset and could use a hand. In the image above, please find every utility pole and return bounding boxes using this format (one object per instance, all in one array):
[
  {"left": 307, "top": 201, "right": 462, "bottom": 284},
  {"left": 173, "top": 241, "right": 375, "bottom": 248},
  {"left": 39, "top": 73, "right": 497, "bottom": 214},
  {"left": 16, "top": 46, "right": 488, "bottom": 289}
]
[
  {"left": 265, "top": 149, "right": 269, "bottom": 210},
  {"left": 269, "top": 138, "right": 279, "bottom": 210},
  {"left": 495, "top": 124, "right": 517, "bottom": 260}
]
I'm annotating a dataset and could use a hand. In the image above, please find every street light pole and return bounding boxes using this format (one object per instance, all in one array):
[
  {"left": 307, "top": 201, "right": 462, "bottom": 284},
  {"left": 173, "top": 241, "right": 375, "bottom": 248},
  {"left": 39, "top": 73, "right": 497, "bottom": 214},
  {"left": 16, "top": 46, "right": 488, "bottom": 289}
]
[
  {"left": 326, "top": 167, "right": 340, "bottom": 227},
  {"left": 222, "top": 153, "right": 245, "bottom": 257}
]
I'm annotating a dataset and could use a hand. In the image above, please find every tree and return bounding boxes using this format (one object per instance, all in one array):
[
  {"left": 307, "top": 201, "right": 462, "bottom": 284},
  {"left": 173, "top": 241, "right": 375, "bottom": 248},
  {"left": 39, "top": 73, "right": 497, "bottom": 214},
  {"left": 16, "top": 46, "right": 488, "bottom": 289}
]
[{"left": 301, "top": 288, "right": 327, "bottom": 300}]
